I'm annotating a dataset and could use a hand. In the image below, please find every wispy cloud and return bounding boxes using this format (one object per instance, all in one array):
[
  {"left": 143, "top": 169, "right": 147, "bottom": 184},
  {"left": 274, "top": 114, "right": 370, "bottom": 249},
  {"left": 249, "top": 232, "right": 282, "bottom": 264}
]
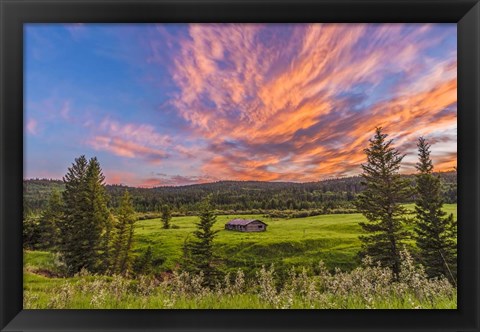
[
  {"left": 88, "top": 118, "right": 170, "bottom": 163},
  {"left": 162, "top": 23, "right": 456, "bottom": 181},
  {"left": 89, "top": 136, "right": 168, "bottom": 162}
]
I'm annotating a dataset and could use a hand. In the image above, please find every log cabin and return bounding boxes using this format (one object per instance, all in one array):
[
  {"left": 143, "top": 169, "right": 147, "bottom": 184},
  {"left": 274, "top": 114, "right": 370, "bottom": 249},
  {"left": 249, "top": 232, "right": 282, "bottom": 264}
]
[{"left": 225, "top": 219, "right": 267, "bottom": 232}]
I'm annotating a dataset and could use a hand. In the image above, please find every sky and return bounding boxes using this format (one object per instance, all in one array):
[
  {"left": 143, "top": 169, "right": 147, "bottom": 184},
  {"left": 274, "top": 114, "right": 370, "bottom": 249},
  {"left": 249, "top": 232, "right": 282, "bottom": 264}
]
[{"left": 24, "top": 23, "right": 457, "bottom": 187}]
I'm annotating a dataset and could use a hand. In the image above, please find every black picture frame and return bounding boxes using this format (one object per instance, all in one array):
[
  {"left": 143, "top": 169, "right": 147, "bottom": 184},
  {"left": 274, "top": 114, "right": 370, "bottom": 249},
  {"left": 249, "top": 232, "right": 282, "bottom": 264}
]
[{"left": 1, "top": 0, "right": 479, "bottom": 331}]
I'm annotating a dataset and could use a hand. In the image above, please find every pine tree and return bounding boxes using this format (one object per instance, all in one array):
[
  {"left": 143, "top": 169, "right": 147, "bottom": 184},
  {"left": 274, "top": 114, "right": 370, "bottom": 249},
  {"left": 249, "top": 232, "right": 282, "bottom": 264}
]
[
  {"left": 37, "top": 190, "right": 63, "bottom": 250},
  {"left": 186, "top": 196, "right": 220, "bottom": 287},
  {"left": 161, "top": 204, "right": 171, "bottom": 229},
  {"left": 110, "top": 190, "right": 136, "bottom": 275},
  {"left": 355, "top": 127, "right": 412, "bottom": 280},
  {"left": 414, "top": 137, "right": 457, "bottom": 283}
]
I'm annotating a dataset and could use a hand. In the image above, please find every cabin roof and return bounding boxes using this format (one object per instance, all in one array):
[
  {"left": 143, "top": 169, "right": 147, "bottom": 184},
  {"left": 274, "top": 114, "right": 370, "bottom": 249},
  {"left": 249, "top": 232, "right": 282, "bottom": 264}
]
[{"left": 226, "top": 219, "right": 267, "bottom": 226}]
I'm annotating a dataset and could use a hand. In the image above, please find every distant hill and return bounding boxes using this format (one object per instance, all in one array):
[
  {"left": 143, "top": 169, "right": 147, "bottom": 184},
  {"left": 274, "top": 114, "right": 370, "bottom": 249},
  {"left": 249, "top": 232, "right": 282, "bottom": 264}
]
[{"left": 23, "top": 171, "right": 456, "bottom": 215}]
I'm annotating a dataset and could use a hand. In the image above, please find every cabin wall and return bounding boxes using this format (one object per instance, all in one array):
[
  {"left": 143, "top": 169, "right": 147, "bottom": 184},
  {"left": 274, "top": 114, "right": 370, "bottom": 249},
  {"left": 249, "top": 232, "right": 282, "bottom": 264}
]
[
  {"left": 245, "top": 222, "right": 266, "bottom": 232},
  {"left": 225, "top": 220, "right": 267, "bottom": 232}
]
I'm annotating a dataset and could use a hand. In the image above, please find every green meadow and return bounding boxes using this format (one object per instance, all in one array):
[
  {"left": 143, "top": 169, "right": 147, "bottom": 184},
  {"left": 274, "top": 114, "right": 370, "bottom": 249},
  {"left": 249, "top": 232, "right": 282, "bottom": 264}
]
[
  {"left": 132, "top": 203, "right": 457, "bottom": 273},
  {"left": 23, "top": 204, "right": 457, "bottom": 309}
]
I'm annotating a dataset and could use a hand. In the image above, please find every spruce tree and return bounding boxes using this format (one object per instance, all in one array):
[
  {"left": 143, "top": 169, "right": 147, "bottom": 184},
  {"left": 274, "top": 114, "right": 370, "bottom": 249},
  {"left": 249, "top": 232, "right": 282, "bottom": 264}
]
[
  {"left": 110, "top": 190, "right": 136, "bottom": 275},
  {"left": 58, "top": 155, "right": 90, "bottom": 275},
  {"left": 134, "top": 246, "right": 154, "bottom": 275},
  {"left": 58, "top": 156, "right": 110, "bottom": 275},
  {"left": 84, "top": 157, "right": 111, "bottom": 273},
  {"left": 355, "top": 127, "right": 412, "bottom": 280},
  {"left": 37, "top": 190, "right": 63, "bottom": 250},
  {"left": 161, "top": 204, "right": 171, "bottom": 229},
  {"left": 187, "top": 196, "right": 220, "bottom": 287},
  {"left": 414, "top": 137, "right": 457, "bottom": 283}
]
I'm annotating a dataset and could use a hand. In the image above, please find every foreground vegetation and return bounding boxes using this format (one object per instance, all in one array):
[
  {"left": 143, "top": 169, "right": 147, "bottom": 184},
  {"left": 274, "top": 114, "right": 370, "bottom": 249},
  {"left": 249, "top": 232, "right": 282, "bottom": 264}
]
[
  {"left": 24, "top": 249, "right": 456, "bottom": 309},
  {"left": 23, "top": 204, "right": 457, "bottom": 309}
]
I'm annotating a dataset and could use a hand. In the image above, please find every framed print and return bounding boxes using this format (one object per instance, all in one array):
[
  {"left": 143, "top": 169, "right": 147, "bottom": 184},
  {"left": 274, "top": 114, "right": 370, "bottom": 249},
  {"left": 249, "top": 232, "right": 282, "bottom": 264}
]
[{"left": 1, "top": 0, "right": 479, "bottom": 331}]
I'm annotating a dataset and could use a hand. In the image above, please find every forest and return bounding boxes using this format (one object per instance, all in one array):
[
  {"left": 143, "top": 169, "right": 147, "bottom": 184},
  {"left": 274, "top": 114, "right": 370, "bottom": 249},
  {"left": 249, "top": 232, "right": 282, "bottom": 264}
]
[{"left": 23, "top": 171, "right": 457, "bottom": 216}]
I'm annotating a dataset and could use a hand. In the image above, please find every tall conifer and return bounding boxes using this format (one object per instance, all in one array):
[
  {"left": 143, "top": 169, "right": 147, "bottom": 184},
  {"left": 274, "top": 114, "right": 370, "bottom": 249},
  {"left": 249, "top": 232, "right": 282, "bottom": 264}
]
[
  {"left": 58, "top": 156, "right": 110, "bottom": 275},
  {"left": 355, "top": 127, "right": 412, "bottom": 280},
  {"left": 110, "top": 190, "right": 136, "bottom": 275},
  {"left": 414, "top": 137, "right": 457, "bottom": 283},
  {"left": 187, "top": 196, "right": 220, "bottom": 287},
  {"left": 37, "top": 190, "right": 63, "bottom": 250},
  {"left": 58, "top": 155, "right": 90, "bottom": 275},
  {"left": 84, "top": 157, "right": 110, "bottom": 272}
]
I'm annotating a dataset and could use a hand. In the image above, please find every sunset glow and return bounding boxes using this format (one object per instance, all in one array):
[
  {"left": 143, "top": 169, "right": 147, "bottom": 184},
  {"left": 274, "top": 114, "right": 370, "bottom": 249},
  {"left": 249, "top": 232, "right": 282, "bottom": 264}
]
[{"left": 24, "top": 23, "right": 457, "bottom": 187}]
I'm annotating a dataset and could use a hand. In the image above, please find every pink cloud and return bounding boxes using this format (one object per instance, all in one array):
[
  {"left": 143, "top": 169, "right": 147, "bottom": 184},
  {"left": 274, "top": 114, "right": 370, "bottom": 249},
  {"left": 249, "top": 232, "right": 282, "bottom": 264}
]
[
  {"left": 138, "top": 174, "right": 217, "bottom": 188},
  {"left": 104, "top": 170, "right": 138, "bottom": 186},
  {"left": 85, "top": 118, "right": 175, "bottom": 163},
  {"left": 26, "top": 118, "right": 38, "bottom": 135},
  {"left": 98, "top": 118, "right": 171, "bottom": 147},
  {"left": 89, "top": 136, "right": 167, "bottom": 163}
]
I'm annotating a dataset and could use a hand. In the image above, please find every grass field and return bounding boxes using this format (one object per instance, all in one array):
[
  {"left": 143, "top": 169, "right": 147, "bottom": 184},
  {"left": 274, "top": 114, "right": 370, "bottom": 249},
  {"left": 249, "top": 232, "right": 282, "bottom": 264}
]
[
  {"left": 23, "top": 204, "right": 457, "bottom": 309},
  {"left": 132, "top": 203, "right": 457, "bottom": 273}
]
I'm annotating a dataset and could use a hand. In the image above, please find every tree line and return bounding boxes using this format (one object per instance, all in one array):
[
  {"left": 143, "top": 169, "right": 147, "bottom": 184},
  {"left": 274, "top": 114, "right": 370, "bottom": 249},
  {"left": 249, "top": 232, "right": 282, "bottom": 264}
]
[{"left": 24, "top": 171, "right": 457, "bottom": 216}]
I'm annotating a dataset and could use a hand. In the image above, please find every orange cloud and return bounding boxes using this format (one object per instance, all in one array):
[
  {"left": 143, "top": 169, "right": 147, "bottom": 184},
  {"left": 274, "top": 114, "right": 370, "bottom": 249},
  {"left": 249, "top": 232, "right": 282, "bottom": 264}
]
[{"left": 155, "top": 24, "right": 457, "bottom": 182}]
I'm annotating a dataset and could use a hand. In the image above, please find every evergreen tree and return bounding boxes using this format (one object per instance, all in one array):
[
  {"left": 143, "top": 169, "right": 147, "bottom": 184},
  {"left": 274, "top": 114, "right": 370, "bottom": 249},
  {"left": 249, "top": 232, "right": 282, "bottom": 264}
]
[
  {"left": 134, "top": 246, "right": 154, "bottom": 275},
  {"left": 102, "top": 212, "right": 116, "bottom": 271},
  {"left": 37, "top": 190, "right": 63, "bottom": 250},
  {"left": 23, "top": 216, "right": 41, "bottom": 250},
  {"left": 85, "top": 157, "right": 111, "bottom": 273},
  {"left": 161, "top": 204, "right": 171, "bottom": 229},
  {"left": 186, "top": 196, "right": 220, "bottom": 287},
  {"left": 58, "top": 156, "right": 110, "bottom": 275},
  {"left": 414, "top": 137, "right": 457, "bottom": 283},
  {"left": 110, "top": 190, "right": 136, "bottom": 275},
  {"left": 355, "top": 127, "right": 412, "bottom": 280},
  {"left": 58, "top": 155, "right": 90, "bottom": 275}
]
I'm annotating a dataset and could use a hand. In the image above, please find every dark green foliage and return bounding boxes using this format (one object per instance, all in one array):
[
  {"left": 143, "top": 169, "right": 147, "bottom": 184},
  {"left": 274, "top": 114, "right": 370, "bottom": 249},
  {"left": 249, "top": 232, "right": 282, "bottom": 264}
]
[
  {"left": 37, "top": 191, "right": 63, "bottom": 250},
  {"left": 85, "top": 157, "right": 111, "bottom": 273},
  {"left": 57, "top": 156, "right": 110, "bottom": 275},
  {"left": 355, "top": 127, "right": 412, "bottom": 280},
  {"left": 23, "top": 179, "right": 64, "bottom": 216},
  {"left": 414, "top": 137, "right": 457, "bottom": 283},
  {"left": 24, "top": 172, "right": 457, "bottom": 215},
  {"left": 58, "top": 155, "right": 90, "bottom": 275},
  {"left": 110, "top": 190, "right": 136, "bottom": 275},
  {"left": 23, "top": 216, "right": 41, "bottom": 250},
  {"left": 102, "top": 213, "right": 116, "bottom": 271},
  {"left": 184, "top": 196, "right": 221, "bottom": 287},
  {"left": 161, "top": 205, "right": 171, "bottom": 229},
  {"left": 133, "top": 246, "right": 154, "bottom": 275}
]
